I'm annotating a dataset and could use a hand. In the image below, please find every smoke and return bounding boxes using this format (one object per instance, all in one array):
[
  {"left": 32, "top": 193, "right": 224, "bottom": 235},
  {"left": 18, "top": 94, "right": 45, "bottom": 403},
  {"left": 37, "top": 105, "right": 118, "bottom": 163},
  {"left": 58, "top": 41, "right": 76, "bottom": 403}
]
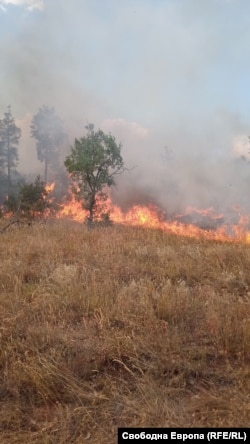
[
  {"left": 1, "top": 0, "right": 250, "bottom": 216},
  {"left": 101, "top": 114, "right": 250, "bottom": 215},
  {"left": 0, "top": 1, "right": 44, "bottom": 11}
]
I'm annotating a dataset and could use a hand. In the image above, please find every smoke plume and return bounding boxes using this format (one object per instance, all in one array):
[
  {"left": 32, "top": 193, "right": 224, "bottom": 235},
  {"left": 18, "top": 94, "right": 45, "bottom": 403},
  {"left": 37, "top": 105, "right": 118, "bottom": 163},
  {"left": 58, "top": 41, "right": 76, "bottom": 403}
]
[{"left": 1, "top": 0, "right": 250, "bottom": 218}]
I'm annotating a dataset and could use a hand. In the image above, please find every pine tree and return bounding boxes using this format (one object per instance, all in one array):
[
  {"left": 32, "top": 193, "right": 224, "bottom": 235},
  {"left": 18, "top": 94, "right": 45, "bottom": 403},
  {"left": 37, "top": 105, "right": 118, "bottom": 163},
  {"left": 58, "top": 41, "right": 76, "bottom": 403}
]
[
  {"left": 30, "top": 106, "right": 65, "bottom": 182},
  {"left": 0, "top": 106, "right": 21, "bottom": 194}
]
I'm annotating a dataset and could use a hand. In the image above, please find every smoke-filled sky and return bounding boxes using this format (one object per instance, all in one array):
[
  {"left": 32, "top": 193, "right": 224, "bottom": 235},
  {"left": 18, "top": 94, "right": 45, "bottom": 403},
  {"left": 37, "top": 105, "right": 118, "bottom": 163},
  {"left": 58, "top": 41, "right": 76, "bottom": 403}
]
[{"left": 1, "top": 0, "right": 250, "bottom": 213}]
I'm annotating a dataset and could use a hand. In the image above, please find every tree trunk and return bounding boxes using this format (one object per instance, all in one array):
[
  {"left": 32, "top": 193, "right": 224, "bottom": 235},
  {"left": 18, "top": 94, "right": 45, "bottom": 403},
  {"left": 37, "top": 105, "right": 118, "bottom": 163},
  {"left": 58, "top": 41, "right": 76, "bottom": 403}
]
[
  {"left": 44, "top": 156, "right": 48, "bottom": 183},
  {"left": 7, "top": 128, "right": 11, "bottom": 195},
  {"left": 7, "top": 155, "right": 11, "bottom": 193},
  {"left": 88, "top": 194, "right": 96, "bottom": 224},
  {"left": 89, "top": 205, "right": 94, "bottom": 224}
]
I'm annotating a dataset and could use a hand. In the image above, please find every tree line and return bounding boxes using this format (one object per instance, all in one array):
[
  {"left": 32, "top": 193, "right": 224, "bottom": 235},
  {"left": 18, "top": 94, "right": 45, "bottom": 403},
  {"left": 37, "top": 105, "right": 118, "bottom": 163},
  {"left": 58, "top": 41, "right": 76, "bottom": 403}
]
[
  {"left": 0, "top": 106, "right": 125, "bottom": 224},
  {"left": 0, "top": 105, "right": 66, "bottom": 198}
]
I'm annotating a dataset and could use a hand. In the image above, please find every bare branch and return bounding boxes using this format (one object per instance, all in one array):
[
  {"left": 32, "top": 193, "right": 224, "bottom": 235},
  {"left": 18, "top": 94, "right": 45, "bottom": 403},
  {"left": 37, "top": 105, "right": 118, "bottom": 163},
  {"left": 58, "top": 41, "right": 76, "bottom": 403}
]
[{"left": 0, "top": 218, "right": 20, "bottom": 233}]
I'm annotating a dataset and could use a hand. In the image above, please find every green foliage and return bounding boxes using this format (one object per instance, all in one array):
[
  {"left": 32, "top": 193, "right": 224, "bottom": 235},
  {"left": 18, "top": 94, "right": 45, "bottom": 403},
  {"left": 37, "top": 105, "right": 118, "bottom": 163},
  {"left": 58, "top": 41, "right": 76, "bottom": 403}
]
[
  {"left": 9, "top": 176, "right": 50, "bottom": 220},
  {"left": 30, "top": 106, "right": 65, "bottom": 182},
  {"left": 0, "top": 106, "right": 21, "bottom": 192},
  {"left": 0, "top": 171, "right": 8, "bottom": 203},
  {"left": 4, "top": 193, "right": 19, "bottom": 213},
  {"left": 0, "top": 170, "right": 25, "bottom": 208},
  {"left": 65, "top": 124, "right": 125, "bottom": 223}
]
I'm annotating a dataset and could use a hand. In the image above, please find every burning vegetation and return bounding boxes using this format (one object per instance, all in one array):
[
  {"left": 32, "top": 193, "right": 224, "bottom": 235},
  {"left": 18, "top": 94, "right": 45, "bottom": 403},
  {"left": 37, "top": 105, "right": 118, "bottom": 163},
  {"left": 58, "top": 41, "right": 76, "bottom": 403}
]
[
  {"left": 1, "top": 106, "right": 250, "bottom": 244},
  {"left": 1, "top": 105, "right": 250, "bottom": 442},
  {"left": 2, "top": 175, "right": 250, "bottom": 244}
]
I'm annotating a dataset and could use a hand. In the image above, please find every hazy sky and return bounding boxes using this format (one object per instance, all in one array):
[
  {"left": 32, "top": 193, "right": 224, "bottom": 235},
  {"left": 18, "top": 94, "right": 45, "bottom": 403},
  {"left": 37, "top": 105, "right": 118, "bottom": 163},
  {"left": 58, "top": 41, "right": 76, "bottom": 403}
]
[{"left": 1, "top": 0, "right": 250, "bottom": 213}]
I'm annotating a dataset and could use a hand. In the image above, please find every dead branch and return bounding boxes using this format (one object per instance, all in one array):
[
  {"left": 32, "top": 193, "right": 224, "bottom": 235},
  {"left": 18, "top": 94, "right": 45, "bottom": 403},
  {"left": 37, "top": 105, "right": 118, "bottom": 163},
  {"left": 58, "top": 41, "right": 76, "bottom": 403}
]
[{"left": 0, "top": 219, "right": 20, "bottom": 233}]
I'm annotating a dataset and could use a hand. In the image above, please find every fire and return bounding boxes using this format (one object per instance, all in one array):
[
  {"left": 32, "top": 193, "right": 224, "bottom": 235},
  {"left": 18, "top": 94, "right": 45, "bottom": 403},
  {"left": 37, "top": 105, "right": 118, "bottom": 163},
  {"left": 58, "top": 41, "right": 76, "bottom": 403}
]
[
  {"left": 45, "top": 182, "right": 55, "bottom": 194},
  {"left": 57, "top": 197, "right": 88, "bottom": 223},
  {"left": 110, "top": 204, "right": 163, "bottom": 228},
  {"left": 54, "top": 193, "right": 250, "bottom": 243}
]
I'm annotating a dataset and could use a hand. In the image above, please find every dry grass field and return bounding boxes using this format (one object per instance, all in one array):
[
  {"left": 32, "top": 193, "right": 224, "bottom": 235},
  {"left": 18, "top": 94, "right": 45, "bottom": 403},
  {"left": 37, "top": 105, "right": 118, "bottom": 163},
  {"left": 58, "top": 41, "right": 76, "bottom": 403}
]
[{"left": 0, "top": 219, "right": 250, "bottom": 443}]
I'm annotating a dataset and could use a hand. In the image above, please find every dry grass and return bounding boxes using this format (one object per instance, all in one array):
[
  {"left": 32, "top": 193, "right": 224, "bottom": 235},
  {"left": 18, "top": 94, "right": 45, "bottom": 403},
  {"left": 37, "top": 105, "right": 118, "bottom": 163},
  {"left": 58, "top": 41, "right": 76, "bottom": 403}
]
[{"left": 0, "top": 219, "right": 250, "bottom": 443}]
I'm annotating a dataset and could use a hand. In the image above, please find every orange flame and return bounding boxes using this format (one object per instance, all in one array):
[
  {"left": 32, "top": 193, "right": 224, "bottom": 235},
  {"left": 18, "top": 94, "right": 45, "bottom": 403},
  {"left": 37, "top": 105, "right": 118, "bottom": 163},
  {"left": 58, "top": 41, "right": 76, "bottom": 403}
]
[
  {"left": 55, "top": 193, "right": 250, "bottom": 243},
  {"left": 45, "top": 182, "right": 55, "bottom": 194},
  {"left": 57, "top": 198, "right": 88, "bottom": 222}
]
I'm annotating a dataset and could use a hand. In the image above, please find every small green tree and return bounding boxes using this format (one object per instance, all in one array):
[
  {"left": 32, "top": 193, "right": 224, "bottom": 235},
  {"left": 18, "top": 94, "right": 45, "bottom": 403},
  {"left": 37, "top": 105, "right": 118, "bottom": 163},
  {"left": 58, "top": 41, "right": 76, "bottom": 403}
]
[
  {"left": 0, "top": 106, "right": 21, "bottom": 194},
  {"left": 65, "top": 124, "right": 125, "bottom": 223},
  {"left": 17, "top": 176, "right": 50, "bottom": 220}
]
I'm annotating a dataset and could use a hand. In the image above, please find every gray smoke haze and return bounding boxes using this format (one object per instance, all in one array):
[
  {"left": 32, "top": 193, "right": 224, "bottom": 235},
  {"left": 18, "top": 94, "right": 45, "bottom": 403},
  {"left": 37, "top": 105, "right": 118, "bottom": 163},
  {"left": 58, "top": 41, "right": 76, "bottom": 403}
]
[{"left": 1, "top": 0, "right": 250, "bottom": 216}]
